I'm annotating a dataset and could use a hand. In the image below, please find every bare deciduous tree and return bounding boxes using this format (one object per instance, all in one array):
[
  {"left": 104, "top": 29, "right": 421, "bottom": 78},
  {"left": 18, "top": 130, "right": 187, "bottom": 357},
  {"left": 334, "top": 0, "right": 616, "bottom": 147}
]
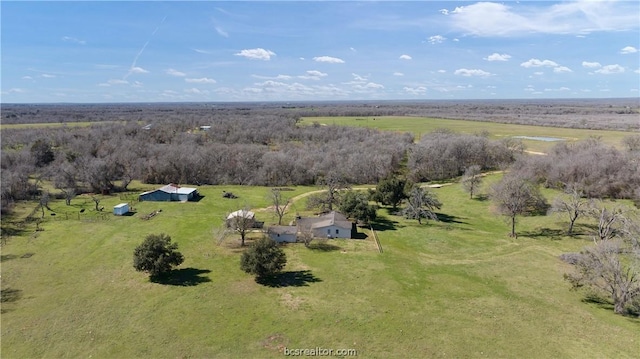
[
  {"left": 589, "top": 203, "right": 626, "bottom": 242},
  {"left": 270, "top": 189, "right": 291, "bottom": 225},
  {"left": 491, "top": 174, "right": 548, "bottom": 238},
  {"left": 565, "top": 239, "right": 640, "bottom": 315},
  {"left": 307, "top": 172, "right": 350, "bottom": 212},
  {"left": 91, "top": 196, "right": 102, "bottom": 211},
  {"left": 297, "top": 228, "right": 315, "bottom": 248},
  {"left": 549, "top": 185, "right": 589, "bottom": 235},
  {"left": 225, "top": 207, "right": 256, "bottom": 246},
  {"left": 461, "top": 165, "right": 482, "bottom": 199}
]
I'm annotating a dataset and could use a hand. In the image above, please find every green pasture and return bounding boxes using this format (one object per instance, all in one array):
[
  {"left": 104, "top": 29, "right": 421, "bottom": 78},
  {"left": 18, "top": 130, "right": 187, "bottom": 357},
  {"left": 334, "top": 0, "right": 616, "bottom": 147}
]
[
  {"left": 302, "top": 116, "right": 633, "bottom": 153},
  {"left": 1, "top": 177, "right": 638, "bottom": 358}
]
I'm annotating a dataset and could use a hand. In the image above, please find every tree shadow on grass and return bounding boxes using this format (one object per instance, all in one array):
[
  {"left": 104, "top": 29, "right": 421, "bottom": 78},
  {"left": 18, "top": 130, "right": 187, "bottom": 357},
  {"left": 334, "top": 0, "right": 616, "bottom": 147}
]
[
  {"left": 435, "top": 212, "right": 468, "bottom": 224},
  {"left": 151, "top": 268, "right": 212, "bottom": 286},
  {"left": 472, "top": 194, "right": 489, "bottom": 202},
  {"left": 0, "top": 254, "right": 18, "bottom": 262},
  {"left": 1, "top": 287, "right": 23, "bottom": 313},
  {"left": 352, "top": 231, "right": 368, "bottom": 240},
  {"left": 257, "top": 270, "right": 322, "bottom": 288},
  {"left": 383, "top": 207, "right": 402, "bottom": 216},
  {"left": 371, "top": 217, "right": 401, "bottom": 231},
  {"left": 520, "top": 227, "right": 565, "bottom": 240},
  {"left": 308, "top": 241, "right": 341, "bottom": 251}
]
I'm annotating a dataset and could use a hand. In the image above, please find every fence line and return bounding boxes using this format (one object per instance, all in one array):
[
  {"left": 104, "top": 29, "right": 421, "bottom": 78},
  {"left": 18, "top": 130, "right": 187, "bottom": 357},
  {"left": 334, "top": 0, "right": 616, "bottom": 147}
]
[{"left": 370, "top": 225, "right": 383, "bottom": 254}]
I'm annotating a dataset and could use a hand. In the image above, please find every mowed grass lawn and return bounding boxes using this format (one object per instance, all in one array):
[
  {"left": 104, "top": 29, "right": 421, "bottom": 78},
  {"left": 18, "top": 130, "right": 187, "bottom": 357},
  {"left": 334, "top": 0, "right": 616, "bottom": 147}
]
[
  {"left": 2, "top": 178, "right": 639, "bottom": 358},
  {"left": 302, "top": 116, "right": 633, "bottom": 153}
]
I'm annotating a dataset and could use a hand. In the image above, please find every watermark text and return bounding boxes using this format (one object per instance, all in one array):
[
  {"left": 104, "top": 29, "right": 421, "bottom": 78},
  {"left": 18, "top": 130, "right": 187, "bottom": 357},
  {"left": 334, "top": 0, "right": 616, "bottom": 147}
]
[{"left": 283, "top": 347, "right": 357, "bottom": 357}]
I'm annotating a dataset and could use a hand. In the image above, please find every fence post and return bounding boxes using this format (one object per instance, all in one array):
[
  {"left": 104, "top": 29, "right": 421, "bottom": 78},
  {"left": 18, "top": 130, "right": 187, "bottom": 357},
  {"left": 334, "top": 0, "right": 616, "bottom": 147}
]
[{"left": 370, "top": 225, "right": 383, "bottom": 254}]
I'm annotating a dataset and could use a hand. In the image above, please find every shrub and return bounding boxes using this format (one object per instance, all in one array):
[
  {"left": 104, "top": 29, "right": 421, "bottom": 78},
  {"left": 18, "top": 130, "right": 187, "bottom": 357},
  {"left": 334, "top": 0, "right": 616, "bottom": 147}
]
[
  {"left": 133, "top": 234, "right": 184, "bottom": 278},
  {"left": 240, "top": 237, "right": 287, "bottom": 280}
]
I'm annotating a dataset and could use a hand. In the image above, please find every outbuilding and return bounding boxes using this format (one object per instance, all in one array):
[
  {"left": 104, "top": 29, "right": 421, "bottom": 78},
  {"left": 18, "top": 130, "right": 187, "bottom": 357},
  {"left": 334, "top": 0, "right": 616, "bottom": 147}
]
[
  {"left": 139, "top": 184, "right": 199, "bottom": 202},
  {"left": 267, "top": 226, "right": 298, "bottom": 243},
  {"left": 113, "top": 203, "right": 129, "bottom": 216}
]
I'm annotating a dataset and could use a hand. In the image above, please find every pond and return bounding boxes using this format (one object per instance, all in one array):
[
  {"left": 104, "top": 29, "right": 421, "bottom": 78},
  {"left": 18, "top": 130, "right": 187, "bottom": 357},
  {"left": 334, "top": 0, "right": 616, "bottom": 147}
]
[{"left": 512, "top": 136, "right": 565, "bottom": 142}]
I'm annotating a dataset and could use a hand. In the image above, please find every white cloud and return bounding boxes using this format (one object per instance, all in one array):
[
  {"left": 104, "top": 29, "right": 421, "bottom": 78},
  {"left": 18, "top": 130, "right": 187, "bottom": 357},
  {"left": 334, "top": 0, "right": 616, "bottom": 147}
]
[
  {"left": 351, "top": 73, "right": 367, "bottom": 81},
  {"left": 352, "top": 82, "right": 384, "bottom": 91},
  {"left": 533, "top": 72, "right": 544, "bottom": 76},
  {"left": 22, "top": 76, "right": 33, "bottom": 80},
  {"left": 620, "top": 46, "right": 638, "bottom": 54},
  {"left": 428, "top": 35, "right": 446, "bottom": 44},
  {"left": 132, "top": 81, "right": 143, "bottom": 88},
  {"left": 437, "top": 70, "right": 446, "bottom": 73},
  {"left": 1, "top": 88, "right": 25, "bottom": 94},
  {"left": 595, "top": 64, "right": 625, "bottom": 74},
  {"left": 305, "top": 70, "right": 327, "bottom": 78},
  {"left": 185, "top": 77, "right": 217, "bottom": 84},
  {"left": 445, "top": 1, "right": 640, "bottom": 36},
  {"left": 544, "top": 87, "right": 571, "bottom": 92},
  {"left": 313, "top": 56, "right": 345, "bottom": 64},
  {"left": 129, "top": 66, "right": 149, "bottom": 74},
  {"left": 298, "top": 70, "right": 328, "bottom": 80},
  {"left": 41, "top": 74, "right": 56, "bottom": 78},
  {"left": 235, "top": 48, "right": 276, "bottom": 60},
  {"left": 454, "top": 68, "right": 492, "bottom": 77},
  {"left": 582, "top": 61, "right": 601, "bottom": 68},
  {"left": 62, "top": 36, "right": 86, "bottom": 45},
  {"left": 99, "top": 79, "right": 129, "bottom": 87},
  {"left": 252, "top": 74, "right": 293, "bottom": 80},
  {"left": 635, "top": 69, "right": 640, "bottom": 74},
  {"left": 166, "top": 68, "right": 186, "bottom": 77},
  {"left": 439, "top": 9, "right": 449, "bottom": 15},
  {"left": 404, "top": 86, "right": 427, "bottom": 95},
  {"left": 393, "top": 72, "right": 404, "bottom": 76},
  {"left": 521, "top": 59, "right": 559, "bottom": 68},
  {"left": 215, "top": 26, "right": 229, "bottom": 38},
  {"left": 485, "top": 53, "right": 511, "bottom": 61},
  {"left": 193, "top": 48, "right": 212, "bottom": 54},
  {"left": 553, "top": 66, "right": 573, "bottom": 73},
  {"left": 185, "top": 88, "right": 209, "bottom": 95},
  {"left": 399, "top": 54, "right": 412, "bottom": 60}
]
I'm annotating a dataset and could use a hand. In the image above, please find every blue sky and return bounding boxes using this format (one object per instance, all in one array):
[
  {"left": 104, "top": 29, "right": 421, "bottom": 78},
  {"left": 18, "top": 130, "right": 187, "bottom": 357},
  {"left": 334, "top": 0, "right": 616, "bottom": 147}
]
[{"left": 2, "top": 1, "right": 639, "bottom": 103}]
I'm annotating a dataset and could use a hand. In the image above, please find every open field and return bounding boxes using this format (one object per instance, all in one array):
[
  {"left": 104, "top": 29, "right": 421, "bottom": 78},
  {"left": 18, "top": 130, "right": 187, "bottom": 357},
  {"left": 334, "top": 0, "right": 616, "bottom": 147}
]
[
  {"left": 302, "top": 116, "right": 635, "bottom": 153},
  {"left": 2, "top": 175, "right": 638, "bottom": 358}
]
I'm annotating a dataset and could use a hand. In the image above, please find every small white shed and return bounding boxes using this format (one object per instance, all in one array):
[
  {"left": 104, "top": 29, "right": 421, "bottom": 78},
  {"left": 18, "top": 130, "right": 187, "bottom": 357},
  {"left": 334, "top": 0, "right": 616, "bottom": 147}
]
[{"left": 113, "top": 203, "right": 129, "bottom": 216}]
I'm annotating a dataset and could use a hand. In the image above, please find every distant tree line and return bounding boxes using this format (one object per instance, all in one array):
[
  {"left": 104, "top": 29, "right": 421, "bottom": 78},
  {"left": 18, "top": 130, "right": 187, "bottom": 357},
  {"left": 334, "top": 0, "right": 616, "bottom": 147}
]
[
  {"left": 1, "top": 113, "right": 414, "bottom": 213},
  {"left": 2, "top": 104, "right": 638, "bottom": 217},
  {"left": 3, "top": 99, "right": 639, "bottom": 130},
  {"left": 510, "top": 136, "right": 640, "bottom": 199},
  {"left": 407, "top": 129, "right": 521, "bottom": 182}
]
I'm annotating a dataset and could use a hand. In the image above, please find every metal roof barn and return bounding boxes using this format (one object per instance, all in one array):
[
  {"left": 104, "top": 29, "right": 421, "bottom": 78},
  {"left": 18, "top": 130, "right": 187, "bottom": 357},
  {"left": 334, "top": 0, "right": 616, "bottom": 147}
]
[{"left": 139, "top": 184, "right": 198, "bottom": 202}]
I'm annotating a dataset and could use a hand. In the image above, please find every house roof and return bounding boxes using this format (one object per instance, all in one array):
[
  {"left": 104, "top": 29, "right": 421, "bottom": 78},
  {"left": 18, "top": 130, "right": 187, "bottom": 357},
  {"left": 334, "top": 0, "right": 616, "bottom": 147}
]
[
  {"left": 227, "top": 210, "right": 255, "bottom": 220},
  {"left": 297, "top": 211, "right": 352, "bottom": 230},
  {"left": 268, "top": 226, "right": 297, "bottom": 235},
  {"left": 139, "top": 184, "right": 198, "bottom": 197},
  {"left": 159, "top": 184, "right": 197, "bottom": 194}
]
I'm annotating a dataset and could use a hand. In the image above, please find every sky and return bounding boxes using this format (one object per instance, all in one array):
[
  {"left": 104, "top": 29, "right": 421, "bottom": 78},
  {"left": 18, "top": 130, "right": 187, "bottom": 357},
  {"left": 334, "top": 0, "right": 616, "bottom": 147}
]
[{"left": 1, "top": 0, "right": 639, "bottom": 103}]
